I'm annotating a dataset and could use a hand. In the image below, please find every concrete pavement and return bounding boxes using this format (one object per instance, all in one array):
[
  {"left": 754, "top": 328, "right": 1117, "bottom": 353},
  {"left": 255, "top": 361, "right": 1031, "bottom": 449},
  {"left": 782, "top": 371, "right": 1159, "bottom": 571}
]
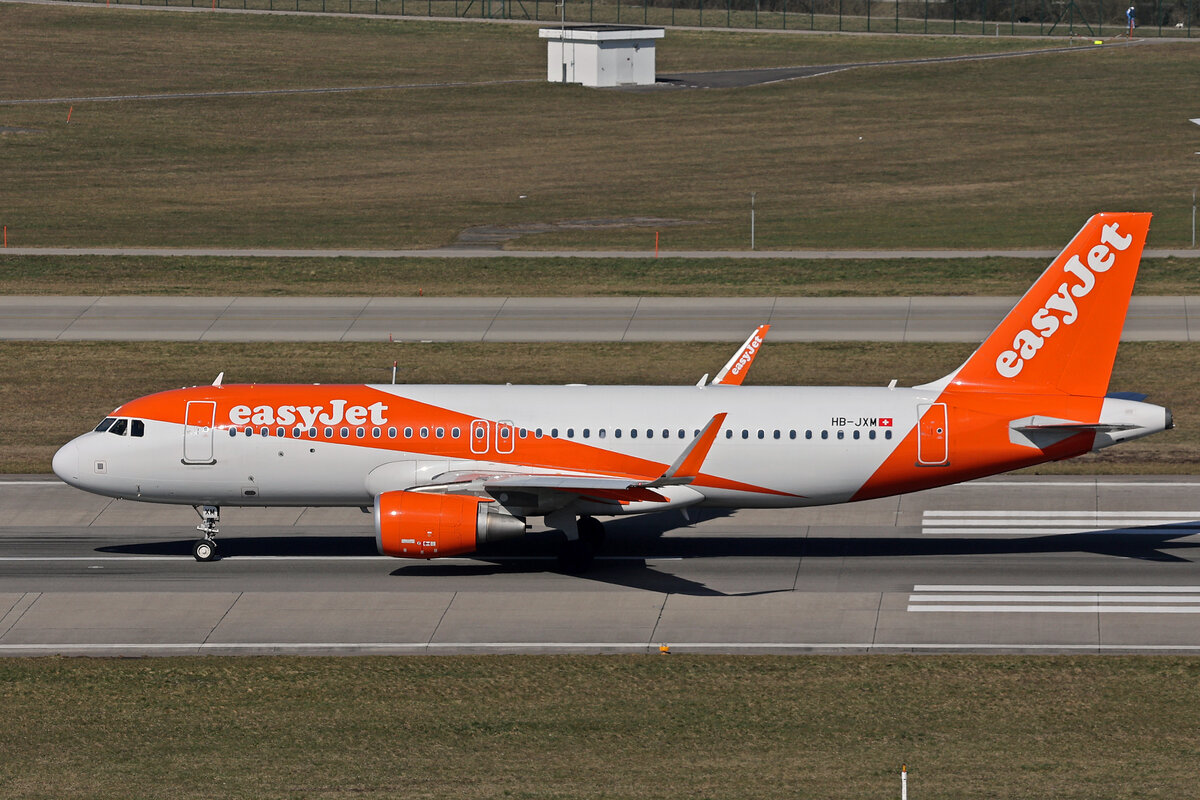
[
  {"left": 5, "top": 476, "right": 1200, "bottom": 654},
  {"left": 2, "top": 295, "right": 1198, "bottom": 342}
]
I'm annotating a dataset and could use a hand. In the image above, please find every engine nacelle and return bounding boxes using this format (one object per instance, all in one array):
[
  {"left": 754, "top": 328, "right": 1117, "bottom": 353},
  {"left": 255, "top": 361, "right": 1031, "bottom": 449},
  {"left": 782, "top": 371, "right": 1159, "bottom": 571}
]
[{"left": 374, "top": 490, "right": 527, "bottom": 558}]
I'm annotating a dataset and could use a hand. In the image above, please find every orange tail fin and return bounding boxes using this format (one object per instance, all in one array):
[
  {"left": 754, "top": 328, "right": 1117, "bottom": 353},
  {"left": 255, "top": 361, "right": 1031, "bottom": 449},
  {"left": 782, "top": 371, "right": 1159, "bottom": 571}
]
[{"left": 940, "top": 212, "right": 1151, "bottom": 397}]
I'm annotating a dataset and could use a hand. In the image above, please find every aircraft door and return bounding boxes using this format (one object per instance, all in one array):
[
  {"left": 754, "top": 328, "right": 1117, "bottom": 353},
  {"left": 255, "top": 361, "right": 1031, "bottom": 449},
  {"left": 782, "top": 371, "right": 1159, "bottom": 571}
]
[
  {"left": 470, "top": 419, "right": 489, "bottom": 455},
  {"left": 917, "top": 403, "right": 949, "bottom": 466},
  {"left": 183, "top": 401, "right": 217, "bottom": 464},
  {"left": 496, "top": 421, "right": 515, "bottom": 455}
]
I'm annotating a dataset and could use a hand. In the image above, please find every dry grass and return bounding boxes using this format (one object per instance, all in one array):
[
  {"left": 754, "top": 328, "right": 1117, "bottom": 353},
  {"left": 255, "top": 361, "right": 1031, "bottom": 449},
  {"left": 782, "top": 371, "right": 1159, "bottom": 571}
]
[
  {"left": 0, "top": 6, "right": 1196, "bottom": 250},
  {"left": 4, "top": 253, "right": 1200, "bottom": 295},
  {"left": 2, "top": 654, "right": 1200, "bottom": 799},
  {"left": 2, "top": 340, "right": 1189, "bottom": 473}
]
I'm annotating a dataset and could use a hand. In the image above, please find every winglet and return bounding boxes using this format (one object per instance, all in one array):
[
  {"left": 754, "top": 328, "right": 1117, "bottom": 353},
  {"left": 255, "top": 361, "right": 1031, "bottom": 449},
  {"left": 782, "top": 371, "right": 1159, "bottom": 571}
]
[
  {"left": 647, "top": 413, "right": 727, "bottom": 487},
  {"left": 212, "top": 371, "right": 225, "bottom": 388},
  {"left": 712, "top": 325, "right": 770, "bottom": 386}
]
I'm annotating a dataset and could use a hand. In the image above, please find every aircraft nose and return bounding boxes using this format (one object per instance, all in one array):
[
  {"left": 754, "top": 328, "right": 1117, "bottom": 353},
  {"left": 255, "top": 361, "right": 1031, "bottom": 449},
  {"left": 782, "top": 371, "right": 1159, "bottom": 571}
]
[{"left": 52, "top": 441, "right": 80, "bottom": 483}]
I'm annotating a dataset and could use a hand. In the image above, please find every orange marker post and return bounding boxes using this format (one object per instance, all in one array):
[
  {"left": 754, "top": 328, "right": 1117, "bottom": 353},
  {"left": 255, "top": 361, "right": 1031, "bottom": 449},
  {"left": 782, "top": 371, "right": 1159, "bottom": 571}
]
[
  {"left": 3, "top": 226, "right": 7, "bottom": 248},
  {"left": 67, "top": 106, "right": 73, "bottom": 124}
]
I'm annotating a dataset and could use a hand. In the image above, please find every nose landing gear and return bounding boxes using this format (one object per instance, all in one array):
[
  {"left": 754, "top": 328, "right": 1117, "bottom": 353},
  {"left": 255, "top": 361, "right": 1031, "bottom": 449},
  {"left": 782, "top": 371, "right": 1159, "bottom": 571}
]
[{"left": 192, "top": 505, "right": 220, "bottom": 562}]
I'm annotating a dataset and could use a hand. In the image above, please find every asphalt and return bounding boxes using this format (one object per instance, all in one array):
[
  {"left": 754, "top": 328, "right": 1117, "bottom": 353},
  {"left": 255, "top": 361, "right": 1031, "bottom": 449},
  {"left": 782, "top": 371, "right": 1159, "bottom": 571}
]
[
  {"left": 4, "top": 476, "right": 1200, "bottom": 655},
  {"left": 3, "top": 295, "right": 1197, "bottom": 342}
]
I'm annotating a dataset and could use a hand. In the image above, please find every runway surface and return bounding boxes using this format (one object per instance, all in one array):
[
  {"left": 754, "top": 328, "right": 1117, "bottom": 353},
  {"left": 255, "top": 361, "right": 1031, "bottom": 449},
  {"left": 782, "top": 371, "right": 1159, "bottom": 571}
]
[
  {"left": 3, "top": 295, "right": 1199, "bottom": 342},
  {"left": 5, "top": 476, "right": 1200, "bottom": 655}
]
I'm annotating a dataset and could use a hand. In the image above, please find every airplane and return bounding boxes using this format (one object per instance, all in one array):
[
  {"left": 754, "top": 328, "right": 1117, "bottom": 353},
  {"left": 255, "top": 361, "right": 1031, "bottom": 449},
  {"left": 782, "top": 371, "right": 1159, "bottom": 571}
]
[{"left": 52, "top": 212, "right": 1172, "bottom": 569}]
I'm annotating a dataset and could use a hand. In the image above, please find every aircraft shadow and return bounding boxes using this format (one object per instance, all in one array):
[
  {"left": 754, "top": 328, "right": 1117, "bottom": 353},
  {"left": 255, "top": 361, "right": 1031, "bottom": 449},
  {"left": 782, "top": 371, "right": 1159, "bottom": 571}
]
[{"left": 97, "top": 518, "right": 1200, "bottom": 596}]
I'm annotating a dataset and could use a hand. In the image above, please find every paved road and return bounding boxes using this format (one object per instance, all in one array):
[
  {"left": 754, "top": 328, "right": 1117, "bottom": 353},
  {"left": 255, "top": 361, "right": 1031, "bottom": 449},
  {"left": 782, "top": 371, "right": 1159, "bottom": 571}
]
[
  {"left": 3, "top": 476, "right": 1200, "bottom": 655},
  {"left": 6, "top": 246, "right": 1200, "bottom": 258},
  {"left": 2, "top": 295, "right": 1197, "bottom": 342}
]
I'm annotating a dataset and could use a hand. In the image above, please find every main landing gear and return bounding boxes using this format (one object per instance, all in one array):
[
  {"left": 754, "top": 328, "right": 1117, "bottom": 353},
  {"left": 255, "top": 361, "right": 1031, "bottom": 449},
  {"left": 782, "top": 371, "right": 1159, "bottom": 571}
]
[
  {"left": 193, "top": 505, "right": 220, "bottom": 562},
  {"left": 556, "top": 515, "right": 606, "bottom": 573}
]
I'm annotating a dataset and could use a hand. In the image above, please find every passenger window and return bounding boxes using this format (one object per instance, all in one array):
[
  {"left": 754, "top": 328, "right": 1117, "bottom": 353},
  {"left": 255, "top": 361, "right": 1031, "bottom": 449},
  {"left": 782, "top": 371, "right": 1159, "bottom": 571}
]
[
  {"left": 773, "top": 430, "right": 780, "bottom": 440},
  {"left": 821, "top": 430, "right": 828, "bottom": 440},
  {"left": 646, "top": 429, "right": 653, "bottom": 439},
  {"left": 869, "top": 430, "right": 876, "bottom": 440},
  {"left": 678, "top": 429, "right": 685, "bottom": 439},
  {"left": 94, "top": 418, "right": 116, "bottom": 433},
  {"left": 614, "top": 429, "right": 621, "bottom": 439},
  {"left": 131, "top": 419, "right": 145, "bottom": 438},
  {"left": 583, "top": 429, "right": 591, "bottom": 439},
  {"left": 853, "top": 430, "right": 860, "bottom": 440},
  {"left": 519, "top": 428, "right": 527, "bottom": 439},
  {"left": 626, "top": 429, "right": 634, "bottom": 439},
  {"left": 404, "top": 427, "right": 413, "bottom": 438},
  {"left": 276, "top": 427, "right": 285, "bottom": 437},
  {"left": 741, "top": 430, "right": 749, "bottom": 439},
  {"left": 324, "top": 427, "right": 333, "bottom": 438},
  {"left": 309, "top": 427, "right": 317, "bottom": 438},
  {"left": 885, "top": 430, "right": 893, "bottom": 440},
  {"left": 435, "top": 427, "right": 445, "bottom": 439},
  {"left": 388, "top": 427, "right": 397, "bottom": 439},
  {"left": 356, "top": 427, "right": 365, "bottom": 439},
  {"left": 229, "top": 428, "right": 237, "bottom": 437},
  {"left": 725, "top": 430, "right": 733, "bottom": 439},
  {"left": 789, "top": 430, "right": 796, "bottom": 440},
  {"left": 662, "top": 429, "right": 669, "bottom": 439},
  {"left": 535, "top": 428, "right": 544, "bottom": 438},
  {"left": 340, "top": 427, "right": 350, "bottom": 439},
  {"left": 550, "top": 428, "right": 559, "bottom": 438},
  {"left": 109, "top": 418, "right": 128, "bottom": 436},
  {"left": 293, "top": 427, "right": 302, "bottom": 438},
  {"left": 451, "top": 427, "right": 460, "bottom": 439},
  {"left": 260, "top": 427, "right": 270, "bottom": 437},
  {"left": 566, "top": 428, "right": 573, "bottom": 438},
  {"left": 757, "top": 430, "right": 765, "bottom": 440},
  {"left": 805, "top": 430, "right": 812, "bottom": 440},
  {"left": 372, "top": 428, "right": 381, "bottom": 439},
  {"left": 837, "top": 430, "right": 845, "bottom": 440},
  {"left": 420, "top": 427, "right": 429, "bottom": 438}
]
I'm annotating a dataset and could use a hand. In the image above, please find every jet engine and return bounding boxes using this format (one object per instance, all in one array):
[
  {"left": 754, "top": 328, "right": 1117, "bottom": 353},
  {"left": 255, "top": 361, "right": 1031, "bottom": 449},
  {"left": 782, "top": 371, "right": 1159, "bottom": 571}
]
[{"left": 374, "top": 490, "right": 526, "bottom": 558}]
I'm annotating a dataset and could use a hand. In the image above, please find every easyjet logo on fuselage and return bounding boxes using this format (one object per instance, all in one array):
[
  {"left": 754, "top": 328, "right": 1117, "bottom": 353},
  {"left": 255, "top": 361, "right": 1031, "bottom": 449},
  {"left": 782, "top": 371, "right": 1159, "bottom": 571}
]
[
  {"left": 994, "top": 221, "right": 1133, "bottom": 379},
  {"left": 228, "top": 400, "right": 389, "bottom": 428}
]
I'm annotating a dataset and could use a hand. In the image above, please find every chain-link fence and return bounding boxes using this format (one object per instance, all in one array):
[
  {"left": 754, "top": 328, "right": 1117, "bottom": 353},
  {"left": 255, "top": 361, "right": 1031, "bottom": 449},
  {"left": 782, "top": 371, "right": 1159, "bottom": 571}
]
[{"left": 68, "top": 0, "right": 1195, "bottom": 35}]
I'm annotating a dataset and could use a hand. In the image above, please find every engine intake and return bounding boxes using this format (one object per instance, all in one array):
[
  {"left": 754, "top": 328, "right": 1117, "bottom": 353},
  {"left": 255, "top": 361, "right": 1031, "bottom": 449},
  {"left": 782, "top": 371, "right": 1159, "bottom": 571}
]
[{"left": 374, "top": 490, "right": 526, "bottom": 558}]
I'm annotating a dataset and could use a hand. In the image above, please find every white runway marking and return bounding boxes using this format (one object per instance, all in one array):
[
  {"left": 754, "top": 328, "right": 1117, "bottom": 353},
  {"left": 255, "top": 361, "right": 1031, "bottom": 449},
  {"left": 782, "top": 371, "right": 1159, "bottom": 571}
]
[
  {"left": 908, "top": 585, "right": 1200, "bottom": 613},
  {"left": 922, "top": 509, "right": 1200, "bottom": 536}
]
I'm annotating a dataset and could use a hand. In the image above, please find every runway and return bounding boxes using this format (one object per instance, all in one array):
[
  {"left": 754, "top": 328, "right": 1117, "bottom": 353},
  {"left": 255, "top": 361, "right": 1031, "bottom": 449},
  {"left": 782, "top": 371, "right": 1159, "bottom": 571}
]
[
  {"left": 3, "top": 295, "right": 1199, "bottom": 342},
  {"left": 5, "top": 476, "right": 1200, "bottom": 655}
]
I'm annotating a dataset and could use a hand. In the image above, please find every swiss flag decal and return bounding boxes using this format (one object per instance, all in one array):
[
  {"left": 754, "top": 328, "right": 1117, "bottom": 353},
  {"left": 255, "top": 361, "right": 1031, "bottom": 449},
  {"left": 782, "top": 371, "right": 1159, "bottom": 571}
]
[{"left": 879, "top": 418, "right": 893, "bottom": 427}]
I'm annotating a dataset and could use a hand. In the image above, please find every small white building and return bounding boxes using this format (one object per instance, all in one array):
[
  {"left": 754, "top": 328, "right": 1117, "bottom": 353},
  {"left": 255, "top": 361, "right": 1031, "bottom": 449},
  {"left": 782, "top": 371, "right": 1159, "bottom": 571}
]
[{"left": 538, "top": 25, "right": 665, "bottom": 88}]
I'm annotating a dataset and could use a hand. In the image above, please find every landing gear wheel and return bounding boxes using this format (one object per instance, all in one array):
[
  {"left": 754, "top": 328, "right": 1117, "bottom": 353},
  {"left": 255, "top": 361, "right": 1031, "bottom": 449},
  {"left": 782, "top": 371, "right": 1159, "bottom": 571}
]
[
  {"left": 577, "top": 516, "right": 606, "bottom": 549},
  {"left": 193, "top": 538, "right": 218, "bottom": 562},
  {"left": 556, "top": 537, "right": 595, "bottom": 574}
]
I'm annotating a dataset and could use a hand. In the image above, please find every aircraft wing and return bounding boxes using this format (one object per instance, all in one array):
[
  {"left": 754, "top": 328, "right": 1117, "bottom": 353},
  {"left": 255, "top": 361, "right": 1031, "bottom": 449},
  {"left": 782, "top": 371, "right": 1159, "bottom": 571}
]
[
  {"left": 711, "top": 324, "right": 770, "bottom": 386},
  {"left": 410, "top": 413, "right": 728, "bottom": 507}
]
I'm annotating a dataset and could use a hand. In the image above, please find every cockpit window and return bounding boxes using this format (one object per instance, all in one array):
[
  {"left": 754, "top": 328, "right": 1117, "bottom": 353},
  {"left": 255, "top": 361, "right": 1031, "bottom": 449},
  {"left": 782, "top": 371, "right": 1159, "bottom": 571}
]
[
  {"left": 108, "top": 418, "right": 128, "bottom": 436},
  {"left": 94, "top": 418, "right": 116, "bottom": 433},
  {"left": 131, "top": 419, "right": 145, "bottom": 438}
]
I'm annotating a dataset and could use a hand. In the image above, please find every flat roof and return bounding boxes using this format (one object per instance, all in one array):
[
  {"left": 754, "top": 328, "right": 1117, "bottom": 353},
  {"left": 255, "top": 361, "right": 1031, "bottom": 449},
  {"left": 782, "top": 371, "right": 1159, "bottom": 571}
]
[{"left": 538, "top": 25, "right": 665, "bottom": 41}]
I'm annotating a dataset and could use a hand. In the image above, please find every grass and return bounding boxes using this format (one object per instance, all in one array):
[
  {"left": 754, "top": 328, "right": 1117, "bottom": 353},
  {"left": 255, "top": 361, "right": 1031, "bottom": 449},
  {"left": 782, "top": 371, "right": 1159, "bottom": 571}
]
[
  {"left": 1, "top": 5, "right": 1197, "bottom": 250},
  {"left": 4, "top": 253, "right": 1200, "bottom": 295},
  {"left": 2, "top": 340, "right": 1190, "bottom": 473},
  {"left": 2, "top": 654, "right": 1200, "bottom": 799}
]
